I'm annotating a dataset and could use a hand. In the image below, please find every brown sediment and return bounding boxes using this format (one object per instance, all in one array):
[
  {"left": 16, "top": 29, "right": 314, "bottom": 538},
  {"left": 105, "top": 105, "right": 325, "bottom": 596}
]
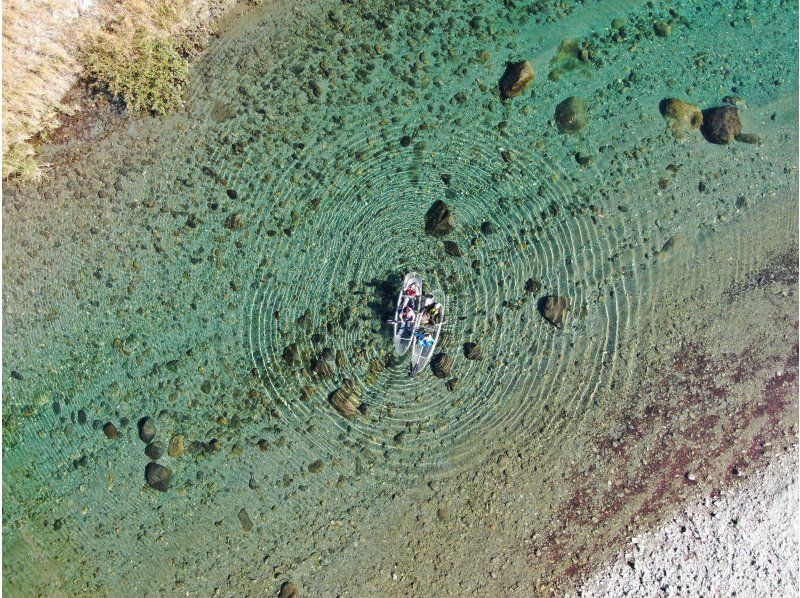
[
  {"left": 724, "top": 245, "right": 799, "bottom": 301},
  {"left": 539, "top": 332, "right": 798, "bottom": 588}
]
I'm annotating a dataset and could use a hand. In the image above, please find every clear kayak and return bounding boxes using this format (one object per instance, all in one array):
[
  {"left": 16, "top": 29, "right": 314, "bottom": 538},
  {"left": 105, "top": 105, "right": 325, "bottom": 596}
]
[
  {"left": 409, "top": 290, "right": 445, "bottom": 376},
  {"left": 393, "top": 272, "right": 423, "bottom": 356}
]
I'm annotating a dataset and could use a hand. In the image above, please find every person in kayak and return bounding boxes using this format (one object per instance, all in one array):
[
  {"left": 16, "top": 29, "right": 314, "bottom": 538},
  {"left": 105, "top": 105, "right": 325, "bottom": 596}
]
[
  {"left": 421, "top": 301, "right": 442, "bottom": 326},
  {"left": 414, "top": 331, "right": 434, "bottom": 349},
  {"left": 400, "top": 305, "right": 415, "bottom": 323},
  {"left": 400, "top": 282, "right": 420, "bottom": 311},
  {"left": 404, "top": 282, "right": 420, "bottom": 298}
]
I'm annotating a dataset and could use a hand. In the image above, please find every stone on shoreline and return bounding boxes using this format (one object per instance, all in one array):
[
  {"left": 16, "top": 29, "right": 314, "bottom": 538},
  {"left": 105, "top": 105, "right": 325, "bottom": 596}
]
[{"left": 499, "top": 60, "right": 535, "bottom": 99}]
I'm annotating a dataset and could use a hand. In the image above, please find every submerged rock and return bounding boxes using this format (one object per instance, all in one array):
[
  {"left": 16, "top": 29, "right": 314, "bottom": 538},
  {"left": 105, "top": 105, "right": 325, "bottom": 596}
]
[
  {"left": 279, "top": 582, "right": 300, "bottom": 598},
  {"left": 702, "top": 106, "right": 742, "bottom": 144},
  {"left": 499, "top": 60, "right": 535, "bottom": 99},
  {"left": 443, "top": 240, "right": 462, "bottom": 256},
  {"left": 555, "top": 97, "right": 587, "bottom": 134},
  {"left": 138, "top": 417, "right": 156, "bottom": 443},
  {"left": 463, "top": 342, "right": 482, "bottom": 360},
  {"left": 539, "top": 296, "right": 571, "bottom": 328},
  {"left": 653, "top": 20, "right": 671, "bottom": 36},
  {"left": 661, "top": 98, "right": 703, "bottom": 140},
  {"left": 329, "top": 380, "right": 362, "bottom": 419},
  {"left": 425, "top": 200, "right": 454, "bottom": 237},
  {"left": 238, "top": 508, "right": 254, "bottom": 532},
  {"left": 445, "top": 377, "right": 460, "bottom": 391},
  {"left": 282, "top": 343, "right": 301, "bottom": 366},
  {"left": 145, "top": 462, "right": 172, "bottom": 492},
  {"left": 734, "top": 133, "right": 760, "bottom": 144},
  {"left": 524, "top": 278, "right": 541, "bottom": 295},
  {"left": 310, "top": 358, "right": 333, "bottom": 379},
  {"left": 145, "top": 441, "right": 164, "bottom": 461},
  {"left": 103, "top": 422, "right": 118, "bottom": 439},
  {"left": 430, "top": 353, "right": 452, "bottom": 378},
  {"left": 168, "top": 435, "right": 185, "bottom": 458}
]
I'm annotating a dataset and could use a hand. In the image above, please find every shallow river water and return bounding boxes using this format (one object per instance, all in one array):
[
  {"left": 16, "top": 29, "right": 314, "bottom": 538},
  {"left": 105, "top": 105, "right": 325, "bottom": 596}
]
[{"left": 3, "top": 0, "right": 798, "bottom": 595}]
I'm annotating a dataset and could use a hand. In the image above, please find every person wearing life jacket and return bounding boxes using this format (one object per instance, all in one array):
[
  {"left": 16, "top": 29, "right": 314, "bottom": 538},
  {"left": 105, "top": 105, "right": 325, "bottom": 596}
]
[
  {"left": 404, "top": 282, "right": 420, "bottom": 298},
  {"left": 400, "top": 305, "right": 415, "bottom": 323},
  {"left": 422, "top": 301, "right": 442, "bottom": 326},
  {"left": 414, "top": 331, "right": 434, "bottom": 349}
]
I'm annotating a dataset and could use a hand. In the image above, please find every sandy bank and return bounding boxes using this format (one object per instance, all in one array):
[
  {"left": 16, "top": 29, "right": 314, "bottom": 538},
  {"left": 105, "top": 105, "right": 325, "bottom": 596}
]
[{"left": 576, "top": 447, "right": 799, "bottom": 597}]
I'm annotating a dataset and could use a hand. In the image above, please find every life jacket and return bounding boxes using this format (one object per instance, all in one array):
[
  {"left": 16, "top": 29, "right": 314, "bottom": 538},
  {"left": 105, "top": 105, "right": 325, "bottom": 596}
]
[
  {"left": 405, "top": 286, "right": 418, "bottom": 297},
  {"left": 402, "top": 309, "right": 415, "bottom": 321}
]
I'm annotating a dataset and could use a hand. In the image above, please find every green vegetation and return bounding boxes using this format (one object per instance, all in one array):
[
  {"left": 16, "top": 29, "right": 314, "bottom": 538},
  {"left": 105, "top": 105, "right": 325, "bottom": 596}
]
[
  {"left": 4, "top": 142, "right": 43, "bottom": 182},
  {"left": 80, "top": 29, "right": 189, "bottom": 116}
]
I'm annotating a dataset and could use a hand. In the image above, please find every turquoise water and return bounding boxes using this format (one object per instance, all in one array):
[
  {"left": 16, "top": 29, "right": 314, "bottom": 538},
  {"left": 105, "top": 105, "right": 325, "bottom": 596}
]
[{"left": 3, "top": 0, "right": 798, "bottom": 594}]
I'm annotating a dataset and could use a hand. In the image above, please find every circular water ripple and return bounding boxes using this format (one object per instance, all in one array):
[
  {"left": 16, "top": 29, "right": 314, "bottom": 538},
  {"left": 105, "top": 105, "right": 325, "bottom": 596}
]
[{"left": 239, "top": 121, "right": 638, "bottom": 473}]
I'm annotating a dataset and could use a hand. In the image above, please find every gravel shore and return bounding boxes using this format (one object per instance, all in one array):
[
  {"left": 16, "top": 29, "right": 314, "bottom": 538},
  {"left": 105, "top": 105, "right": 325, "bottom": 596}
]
[{"left": 577, "top": 447, "right": 799, "bottom": 597}]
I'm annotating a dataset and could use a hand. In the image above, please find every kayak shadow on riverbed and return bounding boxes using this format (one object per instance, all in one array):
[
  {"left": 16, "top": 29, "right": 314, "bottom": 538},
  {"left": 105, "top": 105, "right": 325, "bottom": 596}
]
[{"left": 364, "top": 273, "right": 403, "bottom": 332}]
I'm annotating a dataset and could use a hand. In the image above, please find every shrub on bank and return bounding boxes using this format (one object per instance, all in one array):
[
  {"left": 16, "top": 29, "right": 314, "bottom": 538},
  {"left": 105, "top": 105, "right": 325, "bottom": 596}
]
[{"left": 80, "top": 28, "right": 189, "bottom": 116}]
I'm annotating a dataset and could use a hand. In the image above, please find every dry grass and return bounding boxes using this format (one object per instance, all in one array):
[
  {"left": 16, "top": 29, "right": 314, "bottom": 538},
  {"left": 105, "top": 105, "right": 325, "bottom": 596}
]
[
  {"left": 2, "top": 0, "right": 231, "bottom": 182},
  {"left": 2, "top": 0, "right": 91, "bottom": 181}
]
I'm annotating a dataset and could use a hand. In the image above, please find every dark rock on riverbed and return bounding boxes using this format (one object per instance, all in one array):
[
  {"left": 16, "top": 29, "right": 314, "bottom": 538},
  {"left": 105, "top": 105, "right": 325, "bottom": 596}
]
[
  {"left": 555, "top": 97, "right": 587, "bottom": 134},
  {"left": 103, "top": 422, "right": 118, "bottom": 439},
  {"left": 329, "top": 379, "right": 362, "bottom": 419},
  {"left": 138, "top": 417, "right": 156, "bottom": 443},
  {"left": 539, "top": 296, "right": 571, "bottom": 328},
  {"left": 145, "top": 441, "right": 164, "bottom": 461},
  {"left": 238, "top": 508, "right": 254, "bottom": 532},
  {"left": 446, "top": 377, "right": 460, "bottom": 391},
  {"left": 425, "top": 200, "right": 454, "bottom": 237},
  {"left": 311, "top": 358, "right": 333, "bottom": 379},
  {"left": 279, "top": 582, "right": 299, "bottom": 598},
  {"left": 431, "top": 353, "right": 452, "bottom": 378},
  {"left": 282, "top": 343, "right": 301, "bottom": 366},
  {"left": 145, "top": 462, "right": 172, "bottom": 492},
  {"left": 735, "top": 133, "right": 760, "bottom": 144},
  {"left": 524, "top": 278, "right": 541, "bottom": 294},
  {"left": 463, "top": 342, "right": 482, "bottom": 360},
  {"left": 702, "top": 106, "right": 742, "bottom": 144},
  {"left": 660, "top": 98, "right": 702, "bottom": 139},
  {"left": 444, "top": 240, "right": 462, "bottom": 256},
  {"left": 168, "top": 435, "right": 185, "bottom": 457},
  {"left": 499, "top": 60, "right": 534, "bottom": 99}
]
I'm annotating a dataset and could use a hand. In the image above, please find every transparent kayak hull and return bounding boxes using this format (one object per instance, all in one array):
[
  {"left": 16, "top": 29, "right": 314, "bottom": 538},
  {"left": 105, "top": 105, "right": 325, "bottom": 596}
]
[
  {"left": 410, "top": 291, "right": 445, "bottom": 376},
  {"left": 393, "top": 272, "right": 423, "bottom": 356}
]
